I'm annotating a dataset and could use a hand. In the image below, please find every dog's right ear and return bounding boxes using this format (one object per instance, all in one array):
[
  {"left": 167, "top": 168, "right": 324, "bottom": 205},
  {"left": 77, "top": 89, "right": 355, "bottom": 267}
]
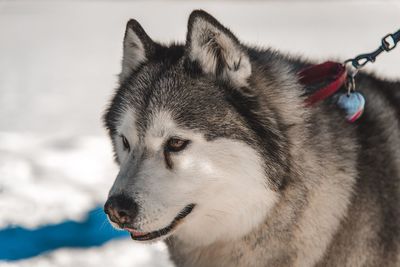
[
  {"left": 120, "top": 19, "right": 156, "bottom": 81},
  {"left": 185, "top": 10, "right": 251, "bottom": 87}
]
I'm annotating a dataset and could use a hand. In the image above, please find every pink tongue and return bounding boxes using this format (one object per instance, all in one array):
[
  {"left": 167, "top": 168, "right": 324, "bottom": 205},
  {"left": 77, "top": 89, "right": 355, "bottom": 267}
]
[{"left": 128, "top": 229, "right": 147, "bottom": 237}]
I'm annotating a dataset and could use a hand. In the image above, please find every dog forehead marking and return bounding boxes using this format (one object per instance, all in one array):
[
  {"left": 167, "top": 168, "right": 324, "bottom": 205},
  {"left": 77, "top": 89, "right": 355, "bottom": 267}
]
[
  {"left": 119, "top": 108, "right": 139, "bottom": 145},
  {"left": 144, "top": 110, "right": 176, "bottom": 152}
]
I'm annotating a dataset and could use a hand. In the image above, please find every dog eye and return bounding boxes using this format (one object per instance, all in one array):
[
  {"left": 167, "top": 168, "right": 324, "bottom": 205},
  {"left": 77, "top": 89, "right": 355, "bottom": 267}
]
[
  {"left": 120, "top": 135, "right": 130, "bottom": 151},
  {"left": 166, "top": 138, "right": 190, "bottom": 152}
]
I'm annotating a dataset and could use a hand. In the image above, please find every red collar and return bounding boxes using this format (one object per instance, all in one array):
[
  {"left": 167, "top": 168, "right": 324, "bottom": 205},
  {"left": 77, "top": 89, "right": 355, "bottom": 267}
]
[{"left": 298, "top": 61, "right": 347, "bottom": 106}]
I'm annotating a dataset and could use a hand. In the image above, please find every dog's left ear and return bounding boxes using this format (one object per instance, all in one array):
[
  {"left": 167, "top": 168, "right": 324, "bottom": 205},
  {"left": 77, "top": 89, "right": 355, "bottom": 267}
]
[{"left": 185, "top": 10, "right": 251, "bottom": 87}]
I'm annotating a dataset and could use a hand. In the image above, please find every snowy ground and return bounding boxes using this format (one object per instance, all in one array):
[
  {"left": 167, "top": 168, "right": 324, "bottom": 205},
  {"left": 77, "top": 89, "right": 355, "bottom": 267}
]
[
  {"left": 0, "top": 239, "right": 173, "bottom": 267},
  {"left": 0, "top": 0, "right": 399, "bottom": 266}
]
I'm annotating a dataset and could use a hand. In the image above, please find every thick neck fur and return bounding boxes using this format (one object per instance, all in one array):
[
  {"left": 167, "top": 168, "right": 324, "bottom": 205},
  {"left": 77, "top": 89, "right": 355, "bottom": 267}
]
[{"left": 166, "top": 49, "right": 359, "bottom": 267}]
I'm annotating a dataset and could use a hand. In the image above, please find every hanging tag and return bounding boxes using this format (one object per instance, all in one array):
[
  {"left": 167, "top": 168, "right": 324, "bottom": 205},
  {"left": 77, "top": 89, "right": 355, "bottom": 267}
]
[{"left": 336, "top": 92, "right": 365, "bottom": 122}]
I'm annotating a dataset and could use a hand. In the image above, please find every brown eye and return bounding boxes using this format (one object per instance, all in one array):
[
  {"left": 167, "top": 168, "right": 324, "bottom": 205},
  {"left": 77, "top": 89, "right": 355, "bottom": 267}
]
[
  {"left": 166, "top": 137, "right": 190, "bottom": 152},
  {"left": 121, "top": 135, "right": 130, "bottom": 151}
]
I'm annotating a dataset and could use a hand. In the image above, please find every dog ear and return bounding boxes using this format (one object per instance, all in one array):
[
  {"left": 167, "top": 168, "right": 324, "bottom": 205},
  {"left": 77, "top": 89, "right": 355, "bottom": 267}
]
[
  {"left": 120, "top": 19, "right": 156, "bottom": 81},
  {"left": 185, "top": 10, "right": 251, "bottom": 87}
]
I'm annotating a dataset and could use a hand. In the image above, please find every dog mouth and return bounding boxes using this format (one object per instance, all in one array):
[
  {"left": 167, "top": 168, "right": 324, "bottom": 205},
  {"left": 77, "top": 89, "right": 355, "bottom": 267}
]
[{"left": 125, "top": 204, "right": 195, "bottom": 241}]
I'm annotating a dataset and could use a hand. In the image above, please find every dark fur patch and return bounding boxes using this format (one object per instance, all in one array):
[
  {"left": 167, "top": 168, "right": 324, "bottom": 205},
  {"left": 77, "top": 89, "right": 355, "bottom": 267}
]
[
  {"left": 163, "top": 150, "right": 173, "bottom": 170},
  {"left": 223, "top": 86, "right": 290, "bottom": 190}
]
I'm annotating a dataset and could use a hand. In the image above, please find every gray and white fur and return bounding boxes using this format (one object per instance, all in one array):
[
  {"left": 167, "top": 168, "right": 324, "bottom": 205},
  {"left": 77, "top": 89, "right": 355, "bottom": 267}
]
[{"left": 103, "top": 10, "right": 400, "bottom": 267}]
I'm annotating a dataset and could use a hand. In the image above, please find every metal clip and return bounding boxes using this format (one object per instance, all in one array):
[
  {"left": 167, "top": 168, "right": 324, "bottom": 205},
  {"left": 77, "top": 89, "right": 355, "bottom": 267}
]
[
  {"left": 344, "top": 28, "right": 400, "bottom": 70},
  {"left": 382, "top": 34, "right": 397, "bottom": 51},
  {"left": 343, "top": 28, "right": 400, "bottom": 94},
  {"left": 344, "top": 61, "right": 358, "bottom": 94}
]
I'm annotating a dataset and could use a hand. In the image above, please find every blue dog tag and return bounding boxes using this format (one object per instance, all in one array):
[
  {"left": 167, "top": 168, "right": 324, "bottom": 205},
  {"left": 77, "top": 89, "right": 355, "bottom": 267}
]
[{"left": 336, "top": 92, "right": 365, "bottom": 122}]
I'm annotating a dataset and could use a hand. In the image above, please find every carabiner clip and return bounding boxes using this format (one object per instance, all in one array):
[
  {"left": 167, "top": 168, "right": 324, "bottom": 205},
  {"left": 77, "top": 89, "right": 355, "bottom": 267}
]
[{"left": 344, "top": 60, "right": 361, "bottom": 95}]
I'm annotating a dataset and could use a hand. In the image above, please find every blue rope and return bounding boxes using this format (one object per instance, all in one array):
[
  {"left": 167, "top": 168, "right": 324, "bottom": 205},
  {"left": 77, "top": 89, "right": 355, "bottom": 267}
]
[{"left": 0, "top": 206, "right": 129, "bottom": 261}]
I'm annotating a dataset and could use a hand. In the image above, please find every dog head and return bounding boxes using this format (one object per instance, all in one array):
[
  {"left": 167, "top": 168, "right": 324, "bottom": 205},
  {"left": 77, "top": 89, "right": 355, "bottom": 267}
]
[{"left": 103, "top": 10, "right": 300, "bottom": 246}]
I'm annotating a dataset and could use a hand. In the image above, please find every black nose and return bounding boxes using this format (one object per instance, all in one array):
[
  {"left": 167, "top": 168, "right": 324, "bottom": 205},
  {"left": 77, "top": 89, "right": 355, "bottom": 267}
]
[{"left": 104, "top": 194, "right": 138, "bottom": 226}]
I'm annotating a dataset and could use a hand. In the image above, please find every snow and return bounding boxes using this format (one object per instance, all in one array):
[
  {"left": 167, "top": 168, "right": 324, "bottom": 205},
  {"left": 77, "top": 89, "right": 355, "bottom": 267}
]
[
  {"left": 0, "top": 239, "right": 174, "bottom": 267},
  {"left": 0, "top": 0, "right": 399, "bottom": 266},
  {"left": 0, "top": 132, "right": 115, "bottom": 228}
]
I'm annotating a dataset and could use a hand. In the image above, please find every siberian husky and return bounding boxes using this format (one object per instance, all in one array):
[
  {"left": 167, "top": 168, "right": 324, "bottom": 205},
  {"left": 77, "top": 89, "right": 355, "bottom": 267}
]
[{"left": 103, "top": 10, "right": 400, "bottom": 267}]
